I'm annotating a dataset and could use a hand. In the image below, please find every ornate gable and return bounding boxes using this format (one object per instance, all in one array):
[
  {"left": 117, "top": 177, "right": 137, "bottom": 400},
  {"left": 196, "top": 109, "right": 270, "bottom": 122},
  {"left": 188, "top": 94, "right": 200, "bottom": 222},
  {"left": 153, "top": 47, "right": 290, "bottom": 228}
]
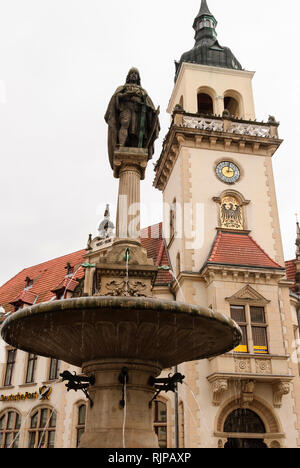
[{"left": 225, "top": 285, "right": 270, "bottom": 305}]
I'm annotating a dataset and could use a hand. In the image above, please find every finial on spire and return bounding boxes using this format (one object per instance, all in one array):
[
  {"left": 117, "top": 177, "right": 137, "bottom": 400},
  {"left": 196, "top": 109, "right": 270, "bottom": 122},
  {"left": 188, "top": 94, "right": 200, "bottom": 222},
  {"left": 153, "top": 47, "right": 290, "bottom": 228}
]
[{"left": 199, "top": 0, "right": 213, "bottom": 17}]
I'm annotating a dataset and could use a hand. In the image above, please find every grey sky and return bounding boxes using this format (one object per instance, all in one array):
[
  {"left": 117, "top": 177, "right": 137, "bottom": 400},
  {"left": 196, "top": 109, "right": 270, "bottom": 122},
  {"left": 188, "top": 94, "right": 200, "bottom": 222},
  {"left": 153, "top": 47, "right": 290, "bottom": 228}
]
[{"left": 0, "top": 0, "right": 299, "bottom": 286}]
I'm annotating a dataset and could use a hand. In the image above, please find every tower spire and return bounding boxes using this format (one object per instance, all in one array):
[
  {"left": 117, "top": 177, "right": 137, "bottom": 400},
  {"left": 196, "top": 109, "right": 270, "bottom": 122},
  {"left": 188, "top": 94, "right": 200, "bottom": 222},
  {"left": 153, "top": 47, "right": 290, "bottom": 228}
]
[
  {"left": 175, "top": 2, "right": 242, "bottom": 81},
  {"left": 197, "top": 0, "right": 213, "bottom": 19},
  {"left": 193, "top": 0, "right": 217, "bottom": 32}
]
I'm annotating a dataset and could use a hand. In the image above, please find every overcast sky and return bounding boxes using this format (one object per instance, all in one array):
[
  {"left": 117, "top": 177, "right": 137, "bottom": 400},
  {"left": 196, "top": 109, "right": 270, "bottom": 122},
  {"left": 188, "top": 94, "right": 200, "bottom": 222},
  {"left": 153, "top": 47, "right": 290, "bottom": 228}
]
[{"left": 0, "top": 0, "right": 299, "bottom": 286}]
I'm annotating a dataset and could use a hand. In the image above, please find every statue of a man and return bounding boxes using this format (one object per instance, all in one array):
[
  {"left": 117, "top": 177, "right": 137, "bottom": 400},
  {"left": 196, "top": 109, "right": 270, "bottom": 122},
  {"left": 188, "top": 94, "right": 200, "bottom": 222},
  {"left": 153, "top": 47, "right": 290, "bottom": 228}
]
[{"left": 105, "top": 68, "right": 160, "bottom": 169}]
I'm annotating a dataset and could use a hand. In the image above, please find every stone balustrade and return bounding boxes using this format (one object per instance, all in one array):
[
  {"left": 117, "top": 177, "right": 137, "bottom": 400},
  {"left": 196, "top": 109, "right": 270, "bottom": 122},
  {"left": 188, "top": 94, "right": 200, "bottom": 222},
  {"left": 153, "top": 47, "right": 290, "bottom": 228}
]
[{"left": 178, "top": 112, "right": 278, "bottom": 139}]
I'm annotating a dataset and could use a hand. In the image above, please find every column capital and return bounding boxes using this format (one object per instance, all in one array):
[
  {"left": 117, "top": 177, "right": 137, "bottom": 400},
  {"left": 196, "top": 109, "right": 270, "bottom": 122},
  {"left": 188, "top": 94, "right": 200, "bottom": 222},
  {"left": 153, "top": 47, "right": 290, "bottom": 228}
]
[{"left": 113, "top": 147, "right": 149, "bottom": 180}]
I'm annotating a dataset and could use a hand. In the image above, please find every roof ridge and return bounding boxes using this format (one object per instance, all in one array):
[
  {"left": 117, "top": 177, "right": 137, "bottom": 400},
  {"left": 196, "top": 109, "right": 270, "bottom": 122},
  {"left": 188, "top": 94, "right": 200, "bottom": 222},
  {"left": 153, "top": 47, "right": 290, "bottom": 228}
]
[
  {"left": 19, "top": 249, "right": 86, "bottom": 272},
  {"left": 0, "top": 268, "right": 27, "bottom": 290},
  {"left": 208, "top": 231, "right": 222, "bottom": 261},
  {"left": 248, "top": 234, "right": 282, "bottom": 268}
]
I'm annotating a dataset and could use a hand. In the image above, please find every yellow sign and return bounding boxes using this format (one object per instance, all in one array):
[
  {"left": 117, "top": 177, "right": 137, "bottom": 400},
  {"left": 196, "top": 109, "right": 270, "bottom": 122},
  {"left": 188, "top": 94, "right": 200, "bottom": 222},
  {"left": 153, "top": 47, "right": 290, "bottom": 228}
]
[{"left": 0, "top": 386, "right": 52, "bottom": 402}]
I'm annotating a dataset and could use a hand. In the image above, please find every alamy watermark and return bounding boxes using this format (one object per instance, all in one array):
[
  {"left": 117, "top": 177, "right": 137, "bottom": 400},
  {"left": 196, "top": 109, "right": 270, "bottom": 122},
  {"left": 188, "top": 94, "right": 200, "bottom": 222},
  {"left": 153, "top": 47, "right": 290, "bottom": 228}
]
[{"left": 96, "top": 199, "right": 205, "bottom": 250}]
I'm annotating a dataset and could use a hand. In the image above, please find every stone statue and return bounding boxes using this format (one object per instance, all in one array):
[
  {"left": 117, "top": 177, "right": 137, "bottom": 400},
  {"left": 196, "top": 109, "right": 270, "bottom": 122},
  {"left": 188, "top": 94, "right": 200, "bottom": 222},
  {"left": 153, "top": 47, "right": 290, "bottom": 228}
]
[{"left": 105, "top": 67, "right": 160, "bottom": 169}]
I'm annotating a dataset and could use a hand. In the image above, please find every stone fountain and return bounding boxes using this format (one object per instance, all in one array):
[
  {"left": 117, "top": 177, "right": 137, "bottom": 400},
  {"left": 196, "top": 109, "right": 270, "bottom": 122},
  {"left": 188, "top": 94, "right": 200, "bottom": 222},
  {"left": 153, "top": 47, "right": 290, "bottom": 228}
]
[{"left": 1, "top": 68, "right": 242, "bottom": 448}]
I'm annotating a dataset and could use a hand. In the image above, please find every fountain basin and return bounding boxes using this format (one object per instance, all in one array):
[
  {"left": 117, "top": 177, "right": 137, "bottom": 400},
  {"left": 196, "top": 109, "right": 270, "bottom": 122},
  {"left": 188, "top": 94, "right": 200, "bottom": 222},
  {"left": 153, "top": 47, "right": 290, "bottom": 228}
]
[{"left": 1, "top": 296, "right": 241, "bottom": 368}]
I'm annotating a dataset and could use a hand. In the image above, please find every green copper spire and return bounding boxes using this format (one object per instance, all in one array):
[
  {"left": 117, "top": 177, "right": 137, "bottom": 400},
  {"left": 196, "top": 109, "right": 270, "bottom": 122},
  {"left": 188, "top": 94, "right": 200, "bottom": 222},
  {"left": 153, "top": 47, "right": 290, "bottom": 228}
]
[
  {"left": 175, "top": 1, "right": 242, "bottom": 81},
  {"left": 193, "top": 0, "right": 217, "bottom": 29},
  {"left": 193, "top": 0, "right": 217, "bottom": 42}
]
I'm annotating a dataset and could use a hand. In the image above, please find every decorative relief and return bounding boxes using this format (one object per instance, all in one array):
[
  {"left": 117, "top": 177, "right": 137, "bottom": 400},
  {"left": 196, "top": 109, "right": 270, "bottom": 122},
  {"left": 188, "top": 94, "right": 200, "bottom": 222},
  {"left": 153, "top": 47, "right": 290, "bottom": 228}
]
[
  {"left": 272, "top": 381, "right": 290, "bottom": 408},
  {"left": 255, "top": 359, "right": 272, "bottom": 374},
  {"left": 241, "top": 380, "right": 255, "bottom": 407},
  {"left": 234, "top": 358, "right": 251, "bottom": 374},
  {"left": 211, "top": 378, "right": 229, "bottom": 406},
  {"left": 226, "top": 285, "right": 270, "bottom": 305},
  {"left": 102, "top": 278, "right": 148, "bottom": 297},
  {"left": 183, "top": 117, "right": 224, "bottom": 132},
  {"left": 220, "top": 195, "right": 244, "bottom": 230}
]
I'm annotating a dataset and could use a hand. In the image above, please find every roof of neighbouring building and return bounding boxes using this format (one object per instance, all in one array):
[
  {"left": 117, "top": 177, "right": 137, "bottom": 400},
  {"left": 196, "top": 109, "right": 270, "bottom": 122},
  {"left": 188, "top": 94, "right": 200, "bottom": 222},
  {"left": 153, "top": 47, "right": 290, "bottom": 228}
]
[
  {"left": 0, "top": 249, "right": 86, "bottom": 315},
  {"left": 285, "top": 259, "right": 297, "bottom": 291},
  {"left": 141, "top": 223, "right": 173, "bottom": 285},
  {"left": 204, "top": 231, "right": 285, "bottom": 270},
  {"left": 0, "top": 223, "right": 172, "bottom": 317}
]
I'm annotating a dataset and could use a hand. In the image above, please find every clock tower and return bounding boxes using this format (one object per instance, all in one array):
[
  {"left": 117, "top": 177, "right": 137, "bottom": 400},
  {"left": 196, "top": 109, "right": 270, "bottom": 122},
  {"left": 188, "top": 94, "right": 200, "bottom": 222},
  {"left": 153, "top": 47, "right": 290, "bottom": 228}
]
[{"left": 154, "top": 0, "right": 300, "bottom": 449}]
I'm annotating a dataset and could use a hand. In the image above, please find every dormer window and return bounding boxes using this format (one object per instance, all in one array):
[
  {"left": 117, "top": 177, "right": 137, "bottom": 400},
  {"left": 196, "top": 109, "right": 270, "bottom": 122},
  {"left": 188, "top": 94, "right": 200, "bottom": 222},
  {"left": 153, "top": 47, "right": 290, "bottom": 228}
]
[
  {"left": 25, "top": 277, "right": 33, "bottom": 289},
  {"left": 65, "top": 263, "right": 74, "bottom": 277}
]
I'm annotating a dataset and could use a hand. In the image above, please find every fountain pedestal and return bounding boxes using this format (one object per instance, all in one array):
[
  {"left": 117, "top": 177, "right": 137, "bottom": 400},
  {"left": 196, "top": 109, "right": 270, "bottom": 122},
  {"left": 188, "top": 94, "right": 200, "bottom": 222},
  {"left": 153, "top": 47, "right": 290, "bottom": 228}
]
[{"left": 79, "top": 359, "right": 161, "bottom": 448}]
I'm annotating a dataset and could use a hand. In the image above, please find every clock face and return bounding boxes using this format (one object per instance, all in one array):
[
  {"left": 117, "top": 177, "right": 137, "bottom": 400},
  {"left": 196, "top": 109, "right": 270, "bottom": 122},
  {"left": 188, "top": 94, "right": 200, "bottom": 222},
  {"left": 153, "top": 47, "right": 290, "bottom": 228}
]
[{"left": 216, "top": 161, "right": 240, "bottom": 184}]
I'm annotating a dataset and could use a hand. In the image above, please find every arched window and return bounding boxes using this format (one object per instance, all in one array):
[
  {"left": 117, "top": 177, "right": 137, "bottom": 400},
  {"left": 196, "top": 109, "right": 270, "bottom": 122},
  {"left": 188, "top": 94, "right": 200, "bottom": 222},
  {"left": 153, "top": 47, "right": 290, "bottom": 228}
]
[
  {"left": 197, "top": 93, "right": 213, "bottom": 115},
  {"left": 224, "top": 409, "right": 267, "bottom": 449},
  {"left": 28, "top": 407, "right": 56, "bottom": 449},
  {"left": 153, "top": 400, "right": 167, "bottom": 448},
  {"left": 224, "top": 96, "right": 239, "bottom": 117},
  {"left": 224, "top": 408, "right": 265, "bottom": 433},
  {"left": 0, "top": 411, "right": 21, "bottom": 448},
  {"left": 223, "top": 90, "right": 243, "bottom": 118},
  {"left": 76, "top": 404, "right": 86, "bottom": 448}
]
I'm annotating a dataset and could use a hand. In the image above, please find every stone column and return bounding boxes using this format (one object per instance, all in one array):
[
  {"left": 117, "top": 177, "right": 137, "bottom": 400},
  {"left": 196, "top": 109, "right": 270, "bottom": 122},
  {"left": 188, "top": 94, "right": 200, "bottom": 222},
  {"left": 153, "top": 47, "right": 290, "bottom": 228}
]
[
  {"left": 79, "top": 359, "right": 161, "bottom": 448},
  {"left": 113, "top": 147, "right": 148, "bottom": 242}
]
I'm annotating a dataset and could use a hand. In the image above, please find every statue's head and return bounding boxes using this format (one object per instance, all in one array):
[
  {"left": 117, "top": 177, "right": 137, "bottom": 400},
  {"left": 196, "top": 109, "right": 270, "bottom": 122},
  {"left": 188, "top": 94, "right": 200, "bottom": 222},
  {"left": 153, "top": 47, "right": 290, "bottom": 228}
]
[{"left": 126, "top": 68, "right": 141, "bottom": 86}]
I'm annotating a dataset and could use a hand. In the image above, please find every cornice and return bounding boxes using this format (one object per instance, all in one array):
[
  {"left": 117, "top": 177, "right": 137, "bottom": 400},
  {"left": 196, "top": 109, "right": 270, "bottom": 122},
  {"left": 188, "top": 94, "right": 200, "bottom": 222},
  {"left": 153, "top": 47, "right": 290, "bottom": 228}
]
[
  {"left": 153, "top": 116, "right": 282, "bottom": 191},
  {"left": 200, "top": 263, "right": 286, "bottom": 286}
]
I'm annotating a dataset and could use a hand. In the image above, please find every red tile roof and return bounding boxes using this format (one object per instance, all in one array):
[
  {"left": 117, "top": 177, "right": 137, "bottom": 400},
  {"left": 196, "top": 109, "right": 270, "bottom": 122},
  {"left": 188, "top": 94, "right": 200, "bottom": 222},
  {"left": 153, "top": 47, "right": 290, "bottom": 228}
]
[
  {"left": 141, "top": 223, "right": 173, "bottom": 284},
  {"left": 0, "top": 223, "right": 172, "bottom": 316},
  {"left": 206, "top": 231, "right": 284, "bottom": 270},
  {"left": 285, "top": 259, "right": 296, "bottom": 290},
  {"left": 0, "top": 250, "right": 86, "bottom": 315},
  {"left": 10, "top": 289, "right": 39, "bottom": 306}
]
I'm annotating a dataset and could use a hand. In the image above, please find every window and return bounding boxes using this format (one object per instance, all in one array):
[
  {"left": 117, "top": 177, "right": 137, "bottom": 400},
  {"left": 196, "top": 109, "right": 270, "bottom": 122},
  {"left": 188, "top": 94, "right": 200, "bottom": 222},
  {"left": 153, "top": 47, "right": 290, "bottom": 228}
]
[
  {"left": 4, "top": 349, "right": 16, "bottom": 387},
  {"left": 49, "top": 359, "right": 61, "bottom": 381},
  {"left": 250, "top": 307, "right": 268, "bottom": 354},
  {"left": 230, "top": 306, "right": 248, "bottom": 353},
  {"left": 28, "top": 408, "right": 56, "bottom": 449},
  {"left": 197, "top": 93, "right": 213, "bottom": 114},
  {"left": 25, "top": 354, "right": 37, "bottom": 383},
  {"left": 0, "top": 411, "right": 21, "bottom": 448},
  {"left": 230, "top": 305, "right": 268, "bottom": 355},
  {"left": 76, "top": 405, "right": 86, "bottom": 448},
  {"left": 153, "top": 401, "right": 167, "bottom": 448},
  {"left": 224, "top": 96, "right": 239, "bottom": 117},
  {"left": 223, "top": 408, "right": 267, "bottom": 448},
  {"left": 65, "top": 262, "right": 74, "bottom": 277},
  {"left": 25, "top": 276, "right": 33, "bottom": 289}
]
